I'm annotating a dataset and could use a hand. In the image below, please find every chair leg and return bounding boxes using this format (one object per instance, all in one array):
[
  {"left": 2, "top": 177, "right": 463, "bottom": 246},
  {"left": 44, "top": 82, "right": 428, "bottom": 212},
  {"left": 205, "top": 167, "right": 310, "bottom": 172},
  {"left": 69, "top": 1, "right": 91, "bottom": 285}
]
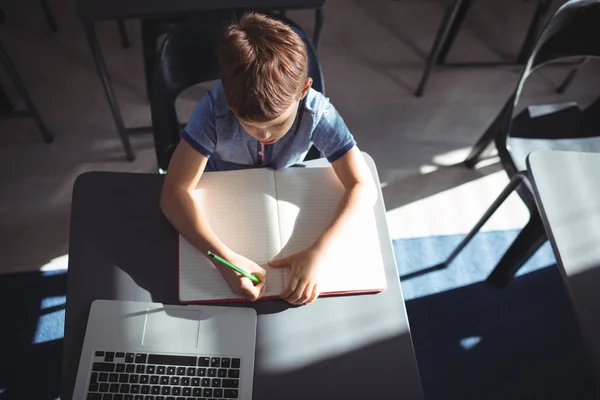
[
  {"left": 0, "top": 41, "right": 53, "bottom": 143},
  {"left": 313, "top": 6, "right": 326, "bottom": 50},
  {"left": 141, "top": 19, "right": 159, "bottom": 101},
  {"left": 435, "top": 0, "right": 473, "bottom": 65},
  {"left": 556, "top": 58, "right": 588, "bottom": 94},
  {"left": 516, "top": 0, "right": 552, "bottom": 64},
  {"left": 0, "top": 83, "right": 14, "bottom": 112},
  {"left": 444, "top": 174, "right": 526, "bottom": 266},
  {"left": 82, "top": 21, "right": 134, "bottom": 161},
  {"left": 39, "top": 0, "right": 58, "bottom": 33},
  {"left": 486, "top": 211, "right": 547, "bottom": 288},
  {"left": 415, "top": 0, "right": 466, "bottom": 97},
  {"left": 464, "top": 95, "right": 514, "bottom": 168},
  {"left": 117, "top": 20, "right": 130, "bottom": 49}
]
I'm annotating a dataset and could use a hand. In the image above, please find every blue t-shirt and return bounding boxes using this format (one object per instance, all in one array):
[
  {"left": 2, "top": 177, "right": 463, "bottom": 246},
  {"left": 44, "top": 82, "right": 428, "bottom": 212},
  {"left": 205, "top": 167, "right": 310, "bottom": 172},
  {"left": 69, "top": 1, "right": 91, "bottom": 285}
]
[{"left": 181, "top": 82, "right": 356, "bottom": 171}]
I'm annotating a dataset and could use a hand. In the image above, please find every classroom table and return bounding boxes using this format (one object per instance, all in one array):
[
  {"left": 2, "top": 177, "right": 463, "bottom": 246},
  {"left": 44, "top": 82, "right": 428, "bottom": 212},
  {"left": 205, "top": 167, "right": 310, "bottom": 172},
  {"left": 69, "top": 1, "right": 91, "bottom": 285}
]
[
  {"left": 62, "top": 153, "right": 424, "bottom": 399},
  {"left": 76, "top": 0, "right": 329, "bottom": 161},
  {"left": 527, "top": 150, "right": 600, "bottom": 380}
]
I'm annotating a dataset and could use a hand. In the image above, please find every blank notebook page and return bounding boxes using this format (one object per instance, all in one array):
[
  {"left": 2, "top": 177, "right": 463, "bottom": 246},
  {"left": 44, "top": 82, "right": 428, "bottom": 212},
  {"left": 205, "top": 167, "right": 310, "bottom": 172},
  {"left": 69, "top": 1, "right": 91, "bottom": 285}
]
[
  {"left": 275, "top": 167, "right": 386, "bottom": 294},
  {"left": 179, "top": 169, "right": 285, "bottom": 302}
]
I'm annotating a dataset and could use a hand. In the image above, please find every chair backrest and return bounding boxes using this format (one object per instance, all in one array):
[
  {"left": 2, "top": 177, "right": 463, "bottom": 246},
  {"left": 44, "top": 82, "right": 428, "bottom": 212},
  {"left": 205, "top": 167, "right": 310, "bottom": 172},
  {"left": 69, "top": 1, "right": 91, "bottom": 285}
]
[
  {"left": 150, "top": 13, "right": 325, "bottom": 171},
  {"left": 491, "top": 0, "right": 600, "bottom": 178}
]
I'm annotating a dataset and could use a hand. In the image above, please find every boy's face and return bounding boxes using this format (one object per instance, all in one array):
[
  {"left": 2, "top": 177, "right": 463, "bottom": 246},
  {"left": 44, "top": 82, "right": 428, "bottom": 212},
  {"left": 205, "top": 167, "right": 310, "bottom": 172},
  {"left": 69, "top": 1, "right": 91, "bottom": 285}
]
[{"left": 237, "top": 78, "right": 312, "bottom": 145}]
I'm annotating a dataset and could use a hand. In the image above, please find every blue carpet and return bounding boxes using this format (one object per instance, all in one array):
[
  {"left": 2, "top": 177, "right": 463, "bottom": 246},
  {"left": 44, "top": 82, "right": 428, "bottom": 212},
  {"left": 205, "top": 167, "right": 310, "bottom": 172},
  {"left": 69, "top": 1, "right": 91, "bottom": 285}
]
[
  {"left": 0, "top": 230, "right": 596, "bottom": 399},
  {"left": 396, "top": 229, "right": 597, "bottom": 399}
]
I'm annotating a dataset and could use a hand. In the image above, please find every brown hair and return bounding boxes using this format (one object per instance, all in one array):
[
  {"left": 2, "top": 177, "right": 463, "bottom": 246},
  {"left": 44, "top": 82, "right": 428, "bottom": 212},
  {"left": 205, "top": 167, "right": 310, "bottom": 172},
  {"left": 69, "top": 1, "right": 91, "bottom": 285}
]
[{"left": 217, "top": 12, "right": 308, "bottom": 122}]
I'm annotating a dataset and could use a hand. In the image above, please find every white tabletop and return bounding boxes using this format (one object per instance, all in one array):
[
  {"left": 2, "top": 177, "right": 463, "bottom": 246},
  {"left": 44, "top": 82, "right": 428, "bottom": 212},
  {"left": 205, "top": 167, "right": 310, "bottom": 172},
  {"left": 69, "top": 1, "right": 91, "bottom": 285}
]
[{"left": 528, "top": 150, "right": 600, "bottom": 374}]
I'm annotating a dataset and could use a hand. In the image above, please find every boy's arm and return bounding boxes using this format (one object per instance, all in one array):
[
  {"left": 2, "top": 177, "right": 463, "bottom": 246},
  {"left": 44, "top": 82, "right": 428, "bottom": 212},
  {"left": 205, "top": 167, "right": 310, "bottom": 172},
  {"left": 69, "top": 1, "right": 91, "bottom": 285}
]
[
  {"left": 269, "top": 146, "right": 376, "bottom": 304},
  {"left": 160, "top": 140, "right": 266, "bottom": 300}
]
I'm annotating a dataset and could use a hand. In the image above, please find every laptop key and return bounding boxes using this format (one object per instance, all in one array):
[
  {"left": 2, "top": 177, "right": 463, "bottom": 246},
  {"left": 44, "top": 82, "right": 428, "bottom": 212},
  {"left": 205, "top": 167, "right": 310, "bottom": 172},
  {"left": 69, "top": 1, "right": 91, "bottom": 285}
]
[
  {"left": 129, "top": 375, "right": 139, "bottom": 383},
  {"left": 176, "top": 367, "right": 186, "bottom": 376},
  {"left": 130, "top": 384, "right": 140, "bottom": 394},
  {"left": 172, "top": 387, "right": 181, "bottom": 396},
  {"left": 125, "top": 353, "right": 135, "bottom": 363},
  {"left": 89, "top": 382, "right": 99, "bottom": 392},
  {"left": 87, "top": 394, "right": 103, "bottom": 400},
  {"left": 186, "top": 367, "right": 196, "bottom": 376},
  {"left": 100, "top": 383, "right": 110, "bottom": 392},
  {"left": 197, "top": 368, "right": 206, "bottom": 377},
  {"left": 214, "top": 388, "right": 223, "bottom": 398},
  {"left": 144, "top": 396, "right": 154, "bottom": 400},
  {"left": 208, "top": 369, "right": 217, "bottom": 377},
  {"left": 210, "top": 358, "right": 220, "bottom": 368},
  {"left": 91, "top": 372, "right": 99, "bottom": 383},
  {"left": 231, "top": 359, "right": 240, "bottom": 369},
  {"left": 227, "top": 370, "right": 239, "bottom": 378},
  {"left": 223, "top": 389, "right": 238, "bottom": 398},
  {"left": 218, "top": 369, "right": 227, "bottom": 378},
  {"left": 116, "top": 364, "right": 126, "bottom": 373},
  {"left": 141, "top": 385, "right": 150, "bottom": 394},
  {"left": 148, "top": 354, "right": 197, "bottom": 366},
  {"left": 120, "top": 384, "right": 130, "bottom": 393},
  {"left": 146, "top": 365, "right": 156, "bottom": 374},
  {"left": 94, "top": 363, "right": 116, "bottom": 372},
  {"left": 201, "top": 378, "right": 210, "bottom": 386},
  {"left": 95, "top": 351, "right": 105, "bottom": 357},
  {"left": 221, "top": 358, "right": 230, "bottom": 368},
  {"left": 167, "top": 367, "right": 176, "bottom": 375},
  {"left": 110, "top": 383, "right": 120, "bottom": 393},
  {"left": 114, "top": 395, "right": 123, "bottom": 400},
  {"left": 161, "top": 386, "right": 171, "bottom": 395},
  {"left": 99, "top": 373, "right": 109, "bottom": 382},
  {"left": 198, "top": 357, "right": 210, "bottom": 367},
  {"left": 182, "top": 387, "right": 191, "bottom": 396},
  {"left": 105, "top": 352, "right": 115, "bottom": 362},
  {"left": 191, "top": 378, "right": 200, "bottom": 386},
  {"left": 157, "top": 366, "right": 166, "bottom": 375},
  {"left": 126, "top": 364, "right": 135, "bottom": 373},
  {"left": 124, "top": 395, "right": 134, "bottom": 400},
  {"left": 110, "top": 373, "right": 119, "bottom": 383},
  {"left": 181, "top": 377, "right": 190, "bottom": 386},
  {"left": 193, "top": 388, "right": 202, "bottom": 396},
  {"left": 116, "top": 352, "right": 125, "bottom": 358},
  {"left": 135, "top": 354, "right": 147, "bottom": 364},
  {"left": 160, "top": 376, "right": 169, "bottom": 385},
  {"left": 150, "top": 376, "right": 159, "bottom": 384},
  {"left": 136, "top": 365, "right": 145, "bottom": 374},
  {"left": 222, "top": 380, "right": 238, "bottom": 389},
  {"left": 212, "top": 379, "right": 221, "bottom": 388},
  {"left": 119, "top": 374, "right": 129, "bottom": 383},
  {"left": 203, "top": 388, "right": 213, "bottom": 397},
  {"left": 102, "top": 394, "right": 113, "bottom": 400},
  {"left": 134, "top": 396, "right": 143, "bottom": 400},
  {"left": 140, "top": 375, "right": 149, "bottom": 384},
  {"left": 170, "top": 376, "right": 180, "bottom": 385},
  {"left": 151, "top": 386, "right": 161, "bottom": 394}
]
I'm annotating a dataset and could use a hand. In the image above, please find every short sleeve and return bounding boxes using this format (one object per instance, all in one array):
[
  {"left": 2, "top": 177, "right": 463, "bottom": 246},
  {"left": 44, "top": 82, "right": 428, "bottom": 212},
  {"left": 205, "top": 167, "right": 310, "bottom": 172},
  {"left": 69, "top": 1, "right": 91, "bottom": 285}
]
[
  {"left": 311, "top": 102, "right": 356, "bottom": 163},
  {"left": 181, "top": 92, "right": 217, "bottom": 157}
]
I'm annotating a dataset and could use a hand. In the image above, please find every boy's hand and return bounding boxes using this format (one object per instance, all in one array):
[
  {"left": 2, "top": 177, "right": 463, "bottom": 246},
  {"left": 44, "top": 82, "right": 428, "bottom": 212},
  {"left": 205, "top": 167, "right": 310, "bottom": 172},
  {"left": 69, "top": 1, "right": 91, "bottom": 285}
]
[
  {"left": 269, "top": 246, "right": 324, "bottom": 305},
  {"left": 214, "top": 252, "right": 266, "bottom": 301}
]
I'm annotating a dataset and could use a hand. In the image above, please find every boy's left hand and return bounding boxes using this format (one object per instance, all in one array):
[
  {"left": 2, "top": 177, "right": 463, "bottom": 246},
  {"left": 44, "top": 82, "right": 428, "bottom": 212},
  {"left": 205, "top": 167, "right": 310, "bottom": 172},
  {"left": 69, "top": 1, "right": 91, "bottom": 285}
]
[{"left": 269, "top": 245, "right": 324, "bottom": 305}]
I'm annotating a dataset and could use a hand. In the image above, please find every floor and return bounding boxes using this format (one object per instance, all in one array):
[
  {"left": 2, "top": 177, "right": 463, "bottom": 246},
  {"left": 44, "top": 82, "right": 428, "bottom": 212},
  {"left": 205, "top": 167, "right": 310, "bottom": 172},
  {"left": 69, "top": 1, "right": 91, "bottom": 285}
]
[{"left": 6, "top": 0, "right": 599, "bottom": 275}]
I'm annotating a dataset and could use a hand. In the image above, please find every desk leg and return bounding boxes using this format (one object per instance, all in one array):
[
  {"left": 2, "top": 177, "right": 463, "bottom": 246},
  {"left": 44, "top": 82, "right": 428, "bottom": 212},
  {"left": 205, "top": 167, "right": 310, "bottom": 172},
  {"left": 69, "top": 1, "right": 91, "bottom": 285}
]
[
  {"left": 0, "top": 41, "right": 53, "bottom": 143},
  {"left": 516, "top": 0, "right": 552, "bottom": 64},
  {"left": 313, "top": 6, "right": 326, "bottom": 50},
  {"left": 0, "top": 82, "right": 14, "bottom": 112},
  {"left": 435, "top": 0, "right": 473, "bottom": 65},
  {"left": 415, "top": 0, "right": 465, "bottom": 97},
  {"left": 82, "top": 21, "right": 135, "bottom": 161}
]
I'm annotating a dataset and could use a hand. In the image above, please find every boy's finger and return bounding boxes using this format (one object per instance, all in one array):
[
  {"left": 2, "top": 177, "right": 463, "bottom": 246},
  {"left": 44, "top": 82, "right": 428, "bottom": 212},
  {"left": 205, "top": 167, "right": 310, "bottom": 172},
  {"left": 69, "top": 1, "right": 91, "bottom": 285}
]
[
  {"left": 307, "top": 284, "right": 320, "bottom": 303},
  {"left": 242, "top": 279, "right": 263, "bottom": 301},
  {"left": 286, "top": 282, "right": 307, "bottom": 304},
  {"left": 268, "top": 254, "right": 292, "bottom": 268},
  {"left": 281, "top": 275, "right": 299, "bottom": 299}
]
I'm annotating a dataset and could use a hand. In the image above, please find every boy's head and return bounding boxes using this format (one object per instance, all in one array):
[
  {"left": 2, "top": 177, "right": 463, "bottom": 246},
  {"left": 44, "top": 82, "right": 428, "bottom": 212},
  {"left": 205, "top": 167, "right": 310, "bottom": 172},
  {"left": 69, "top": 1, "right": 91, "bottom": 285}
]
[{"left": 218, "top": 13, "right": 312, "bottom": 144}]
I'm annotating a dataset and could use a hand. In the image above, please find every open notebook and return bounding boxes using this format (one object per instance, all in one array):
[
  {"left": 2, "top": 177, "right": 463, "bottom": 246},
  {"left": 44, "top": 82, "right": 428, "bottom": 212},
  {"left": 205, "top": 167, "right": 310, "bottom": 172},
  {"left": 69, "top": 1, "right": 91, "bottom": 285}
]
[{"left": 178, "top": 165, "right": 386, "bottom": 303}]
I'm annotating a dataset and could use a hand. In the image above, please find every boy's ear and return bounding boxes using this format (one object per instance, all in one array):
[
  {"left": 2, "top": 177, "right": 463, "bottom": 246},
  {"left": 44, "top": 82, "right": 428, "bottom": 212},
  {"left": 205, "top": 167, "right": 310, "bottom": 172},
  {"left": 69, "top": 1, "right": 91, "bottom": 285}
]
[{"left": 300, "top": 77, "right": 313, "bottom": 99}]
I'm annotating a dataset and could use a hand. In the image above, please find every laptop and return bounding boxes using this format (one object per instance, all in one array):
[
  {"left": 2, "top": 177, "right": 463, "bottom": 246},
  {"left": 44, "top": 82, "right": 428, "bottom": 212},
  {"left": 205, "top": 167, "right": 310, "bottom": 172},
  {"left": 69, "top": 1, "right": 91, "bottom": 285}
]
[{"left": 73, "top": 299, "right": 257, "bottom": 400}]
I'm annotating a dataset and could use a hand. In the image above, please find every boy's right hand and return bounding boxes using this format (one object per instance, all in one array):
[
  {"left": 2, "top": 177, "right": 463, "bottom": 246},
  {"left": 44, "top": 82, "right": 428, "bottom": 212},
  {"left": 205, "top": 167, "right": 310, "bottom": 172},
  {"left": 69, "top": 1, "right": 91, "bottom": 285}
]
[{"left": 214, "top": 252, "right": 266, "bottom": 301}]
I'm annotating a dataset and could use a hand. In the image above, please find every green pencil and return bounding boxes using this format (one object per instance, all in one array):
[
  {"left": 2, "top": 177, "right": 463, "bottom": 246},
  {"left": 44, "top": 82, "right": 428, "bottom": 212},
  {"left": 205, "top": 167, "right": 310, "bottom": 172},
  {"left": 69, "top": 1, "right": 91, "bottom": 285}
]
[{"left": 207, "top": 251, "right": 262, "bottom": 284}]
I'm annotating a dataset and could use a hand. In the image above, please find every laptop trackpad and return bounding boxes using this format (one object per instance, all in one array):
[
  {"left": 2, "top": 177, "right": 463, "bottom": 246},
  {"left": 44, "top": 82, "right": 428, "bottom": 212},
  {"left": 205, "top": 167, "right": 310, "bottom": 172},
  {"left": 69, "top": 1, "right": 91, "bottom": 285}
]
[{"left": 142, "top": 307, "right": 201, "bottom": 348}]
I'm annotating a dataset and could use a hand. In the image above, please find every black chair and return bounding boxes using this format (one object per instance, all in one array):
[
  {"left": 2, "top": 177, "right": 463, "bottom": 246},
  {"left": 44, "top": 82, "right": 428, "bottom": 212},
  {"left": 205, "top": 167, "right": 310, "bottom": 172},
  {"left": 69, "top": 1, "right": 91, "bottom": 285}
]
[
  {"left": 0, "top": 8, "right": 53, "bottom": 143},
  {"left": 142, "top": 4, "right": 327, "bottom": 101},
  {"left": 445, "top": 0, "right": 600, "bottom": 288},
  {"left": 415, "top": 0, "right": 556, "bottom": 97},
  {"left": 150, "top": 13, "right": 325, "bottom": 171}
]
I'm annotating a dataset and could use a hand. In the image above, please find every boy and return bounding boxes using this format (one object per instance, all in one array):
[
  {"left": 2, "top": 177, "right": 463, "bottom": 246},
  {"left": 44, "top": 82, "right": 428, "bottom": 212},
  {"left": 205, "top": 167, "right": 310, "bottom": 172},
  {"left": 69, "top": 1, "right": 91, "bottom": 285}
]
[{"left": 160, "top": 13, "right": 376, "bottom": 305}]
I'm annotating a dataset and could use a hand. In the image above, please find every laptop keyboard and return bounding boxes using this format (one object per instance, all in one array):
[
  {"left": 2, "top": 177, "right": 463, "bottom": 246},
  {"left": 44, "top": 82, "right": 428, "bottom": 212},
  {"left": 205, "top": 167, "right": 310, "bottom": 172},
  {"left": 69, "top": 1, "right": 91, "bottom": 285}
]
[{"left": 86, "top": 350, "right": 241, "bottom": 400}]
